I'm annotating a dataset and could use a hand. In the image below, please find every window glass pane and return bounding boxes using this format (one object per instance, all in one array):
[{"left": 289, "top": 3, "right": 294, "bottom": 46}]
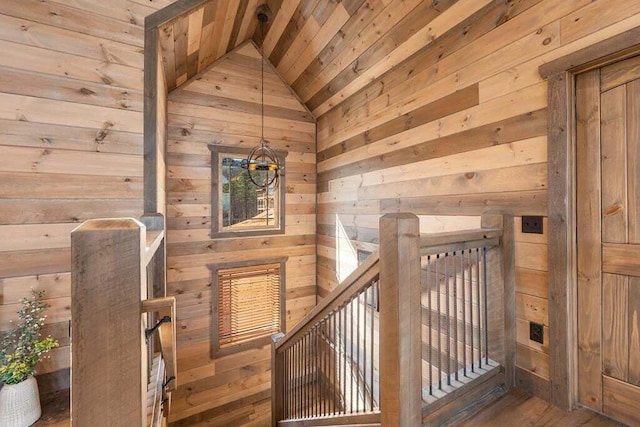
[{"left": 220, "top": 156, "right": 279, "bottom": 230}]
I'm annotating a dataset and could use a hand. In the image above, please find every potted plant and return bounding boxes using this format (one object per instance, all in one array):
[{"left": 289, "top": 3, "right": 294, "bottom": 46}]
[{"left": 0, "top": 290, "right": 59, "bottom": 427}]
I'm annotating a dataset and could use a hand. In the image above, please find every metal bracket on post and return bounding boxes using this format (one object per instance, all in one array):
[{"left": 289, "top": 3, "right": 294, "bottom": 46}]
[{"left": 145, "top": 315, "right": 171, "bottom": 340}]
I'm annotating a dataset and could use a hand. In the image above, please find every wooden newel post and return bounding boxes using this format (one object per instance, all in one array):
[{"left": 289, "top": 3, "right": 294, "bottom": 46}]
[
  {"left": 71, "top": 219, "right": 147, "bottom": 427},
  {"left": 481, "top": 212, "right": 516, "bottom": 389},
  {"left": 271, "top": 332, "right": 285, "bottom": 426},
  {"left": 379, "top": 213, "right": 421, "bottom": 426}
]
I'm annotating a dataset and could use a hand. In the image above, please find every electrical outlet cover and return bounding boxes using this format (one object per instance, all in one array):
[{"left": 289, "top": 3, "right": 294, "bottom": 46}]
[{"left": 529, "top": 322, "right": 544, "bottom": 344}]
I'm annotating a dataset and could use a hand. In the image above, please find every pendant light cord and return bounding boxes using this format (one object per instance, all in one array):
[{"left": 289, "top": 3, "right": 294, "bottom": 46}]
[
  {"left": 261, "top": 16, "right": 265, "bottom": 146},
  {"left": 261, "top": 14, "right": 269, "bottom": 225}
]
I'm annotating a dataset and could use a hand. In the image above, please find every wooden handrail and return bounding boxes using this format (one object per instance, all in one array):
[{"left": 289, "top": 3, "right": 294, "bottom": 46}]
[
  {"left": 274, "top": 251, "right": 380, "bottom": 351},
  {"left": 419, "top": 227, "right": 502, "bottom": 255}
]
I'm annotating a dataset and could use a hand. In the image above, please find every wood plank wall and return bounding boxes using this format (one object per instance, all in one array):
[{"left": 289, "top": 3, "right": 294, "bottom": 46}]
[
  {"left": 0, "top": 0, "right": 174, "bottom": 395},
  {"left": 165, "top": 41, "right": 316, "bottom": 425},
  {"left": 310, "top": 0, "right": 640, "bottom": 398}
]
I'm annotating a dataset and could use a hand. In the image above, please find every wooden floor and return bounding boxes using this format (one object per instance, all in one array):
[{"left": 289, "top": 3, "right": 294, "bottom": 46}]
[
  {"left": 33, "top": 387, "right": 626, "bottom": 426},
  {"left": 34, "top": 389, "right": 69, "bottom": 426},
  {"left": 458, "top": 388, "right": 626, "bottom": 427}
]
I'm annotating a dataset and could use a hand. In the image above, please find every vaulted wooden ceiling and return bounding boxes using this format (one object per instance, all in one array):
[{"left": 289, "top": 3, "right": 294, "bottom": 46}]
[{"left": 159, "top": 0, "right": 471, "bottom": 116}]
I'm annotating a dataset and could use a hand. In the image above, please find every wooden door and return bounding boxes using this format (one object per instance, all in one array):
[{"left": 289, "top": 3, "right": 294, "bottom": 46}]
[{"left": 576, "top": 55, "right": 640, "bottom": 426}]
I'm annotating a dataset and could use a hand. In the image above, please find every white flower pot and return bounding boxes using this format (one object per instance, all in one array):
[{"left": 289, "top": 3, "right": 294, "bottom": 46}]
[{"left": 0, "top": 376, "right": 42, "bottom": 427}]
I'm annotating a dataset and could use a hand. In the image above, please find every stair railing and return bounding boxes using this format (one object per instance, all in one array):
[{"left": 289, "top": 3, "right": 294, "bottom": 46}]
[
  {"left": 272, "top": 247, "right": 381, "bottom": 425},
  {"left": 272, "top": 212, "right": 515, "bottom": 426}
]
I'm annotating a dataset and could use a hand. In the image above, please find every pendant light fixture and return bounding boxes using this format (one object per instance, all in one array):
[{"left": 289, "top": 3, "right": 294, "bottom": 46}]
[{"left": 241, "top": 4, "right": 281, "bottom": 189}]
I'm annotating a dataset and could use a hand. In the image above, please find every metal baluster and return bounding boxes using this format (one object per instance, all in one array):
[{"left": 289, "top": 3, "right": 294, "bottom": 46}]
[
  {"left": 321, "top": 320, "right": 325, "bottom": 416},
  {"left": 294, "top": 340, "right": 300, "bottom": 418},
  {"left": 453, "top": 251, "right": 458, "bottom": 382},
  {"left": 288, "top": 347, "right": 292, "bottom": 419},
  {"left": 469, "top": 249, "right": 475, "bottom": 373},
  {"left": 312, "top": 328, "right": 316, "bottom": 418},
  {"left": 476, "top": 248, "right": 482, "bottom": 369},
  {"left": 332, "top": 313, "right": 337, "bottom": 415},
  {"left": 304, "top": 334, "right": 308, "bottom": 418},
  {"left": 299, "top": 337, "right": 303, "bottom": 418},
  {"left": 483, "top": 246, "right": 489, "bottom": 365},
  {"left": 332, "top": 311, "right": 340, "bottom": 414},
  {"left": 436, "top": 254, "right": 442, "bottom": 390},
  {"left": 316, "top": 325, "right": 320, "bottom": 417},
  {"left": 308, "top": 332, "right": 312, "bottom": 418},
  {"left": 284, "top": 347, "right": 288, "bottom": 419},
  {"left": 318, "top": 325, "right": 322, "bottom": 417},
  {"left": 462, "top": 249, "right": 467, "bottom": 378},
  {"left": 357, "top": 293, "right": 362, "bottom": 412},
  {"left": 427, "top": 255, "right": 433, "bottom": 396},
  {"left": 363, "top": 288, "right": 368, "bottom": 411},
  {"left": 317, "top": 324, "right": 321, "bottom": 416},
  {"left": 343, "top": 304, "right": 348, "bottom": 414},
  {"left": 350, "top": 298, "right": 354, "bottom": 413},
  {"left": 370, "top": 282, "right": 375, "bottom": 411},
  {"left": 445, "top": 253, "right": 451, "bottom": 385}
]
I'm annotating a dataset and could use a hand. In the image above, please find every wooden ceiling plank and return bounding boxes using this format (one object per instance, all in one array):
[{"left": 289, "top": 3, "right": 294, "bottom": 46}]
[
  {"left": 204, "top": 0, "right": 231, "bottom": 69},
  {"left": 197, "top": 1, "right": 218, "bottom": 72},
  {"left": 215, "top": 0, "right": 241, "bottom": 58},
  {"left": 261, "top": 0, "right": 301, "bottom": 57},
  {"left": 159, "top": 24, "right": 177, "bottom": 92},
  {"left": 291, "top": 0, "right": 382, "bottom": 96},
  {"left": 186, "top": 6, "right": 205, "bottom": 79},
  {"left": 298, "top": 0, "right": 421, "bottom": 102},
  {"left": 283, "top": 3, "right": 350, "bottom": 84},
  {"left": 275, "top": 16, "right": 320, "bottom": 76},
  {"left": 251, "top": 0, "right": 284, "bottom": 47},
  {"left": 226, "top": 0, "right": 250, "bottom": 52},
  {"left": 234, "top": 0, "right": 262, "bottom": 48},
  {"left": 268, "top": 0, "right": 320, "bottom": 67},
  {"left": 173, "top": 16, "right": 189, "bottom": 87},
  {"left": 145, "top": 0, "right": 210, "bottom": 29},
  {"left": 276, "top": 0, "right": 342, "bottom": 74}
]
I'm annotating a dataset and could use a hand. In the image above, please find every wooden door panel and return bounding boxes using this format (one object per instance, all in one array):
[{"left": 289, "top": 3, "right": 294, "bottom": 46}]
[
  {"left": 601, "top": 55, "right": 640, "bottom": 92},
  {"left": 603, "top": 376, "right": 640, "bottom": 426},
  {"left": 603, "top": 243, "right": 640, "bottom": 276},
  {"left": 602, "top": 273, "right": 629, "bottom": 381},
  {"left": 601, "top": 85, "right": 628, "bottom": 244},
  {"left": 628, "top": 277, "right": 640, "bottom": 385},
  {"left": 627, "top": 79, "right": 640, "bottom": 243}
]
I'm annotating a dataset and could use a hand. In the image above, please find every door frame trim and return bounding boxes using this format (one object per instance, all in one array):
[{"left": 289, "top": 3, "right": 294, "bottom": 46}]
[{"left": 539, "top": 28, "right": 640, "bottom": 411}]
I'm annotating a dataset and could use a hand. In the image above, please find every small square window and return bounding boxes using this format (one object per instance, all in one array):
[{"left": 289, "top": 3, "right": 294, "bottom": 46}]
[
  {"left": 209, "top": 146, "right": 286, "bottom": 238},
  {"left": 210, "top": 258, "right": 286, "bottom": 357}
]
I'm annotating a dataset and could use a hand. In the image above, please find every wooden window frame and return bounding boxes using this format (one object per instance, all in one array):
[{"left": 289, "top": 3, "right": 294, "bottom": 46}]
[
  {"left": 539, "top": 27, "right": 640, "bottom": 411},
  {"left": 208, "top": 145, "right": 287, "bottom": 239},
  {"left": 209, "top": 257, "right": 287, "bottom": 358}
]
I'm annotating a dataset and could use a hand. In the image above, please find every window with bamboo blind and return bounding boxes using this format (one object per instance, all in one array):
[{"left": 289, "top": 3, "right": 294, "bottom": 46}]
[{"left": 210, "top": 258, "right": 286, "bottom": 357}]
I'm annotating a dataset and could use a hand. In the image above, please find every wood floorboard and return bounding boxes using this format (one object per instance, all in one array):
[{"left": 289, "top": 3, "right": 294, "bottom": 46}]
[
  {"left": 458, "top": 388, "right": 626, "bottom": 427},
  {"left": 31, "top": 386, "right": 627, "bottom": 426}
]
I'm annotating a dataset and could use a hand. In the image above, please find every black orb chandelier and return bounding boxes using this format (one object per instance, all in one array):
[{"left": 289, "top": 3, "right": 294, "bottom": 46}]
[{"left": 241, "top": 4, "right": 281, "bottom": 189}]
